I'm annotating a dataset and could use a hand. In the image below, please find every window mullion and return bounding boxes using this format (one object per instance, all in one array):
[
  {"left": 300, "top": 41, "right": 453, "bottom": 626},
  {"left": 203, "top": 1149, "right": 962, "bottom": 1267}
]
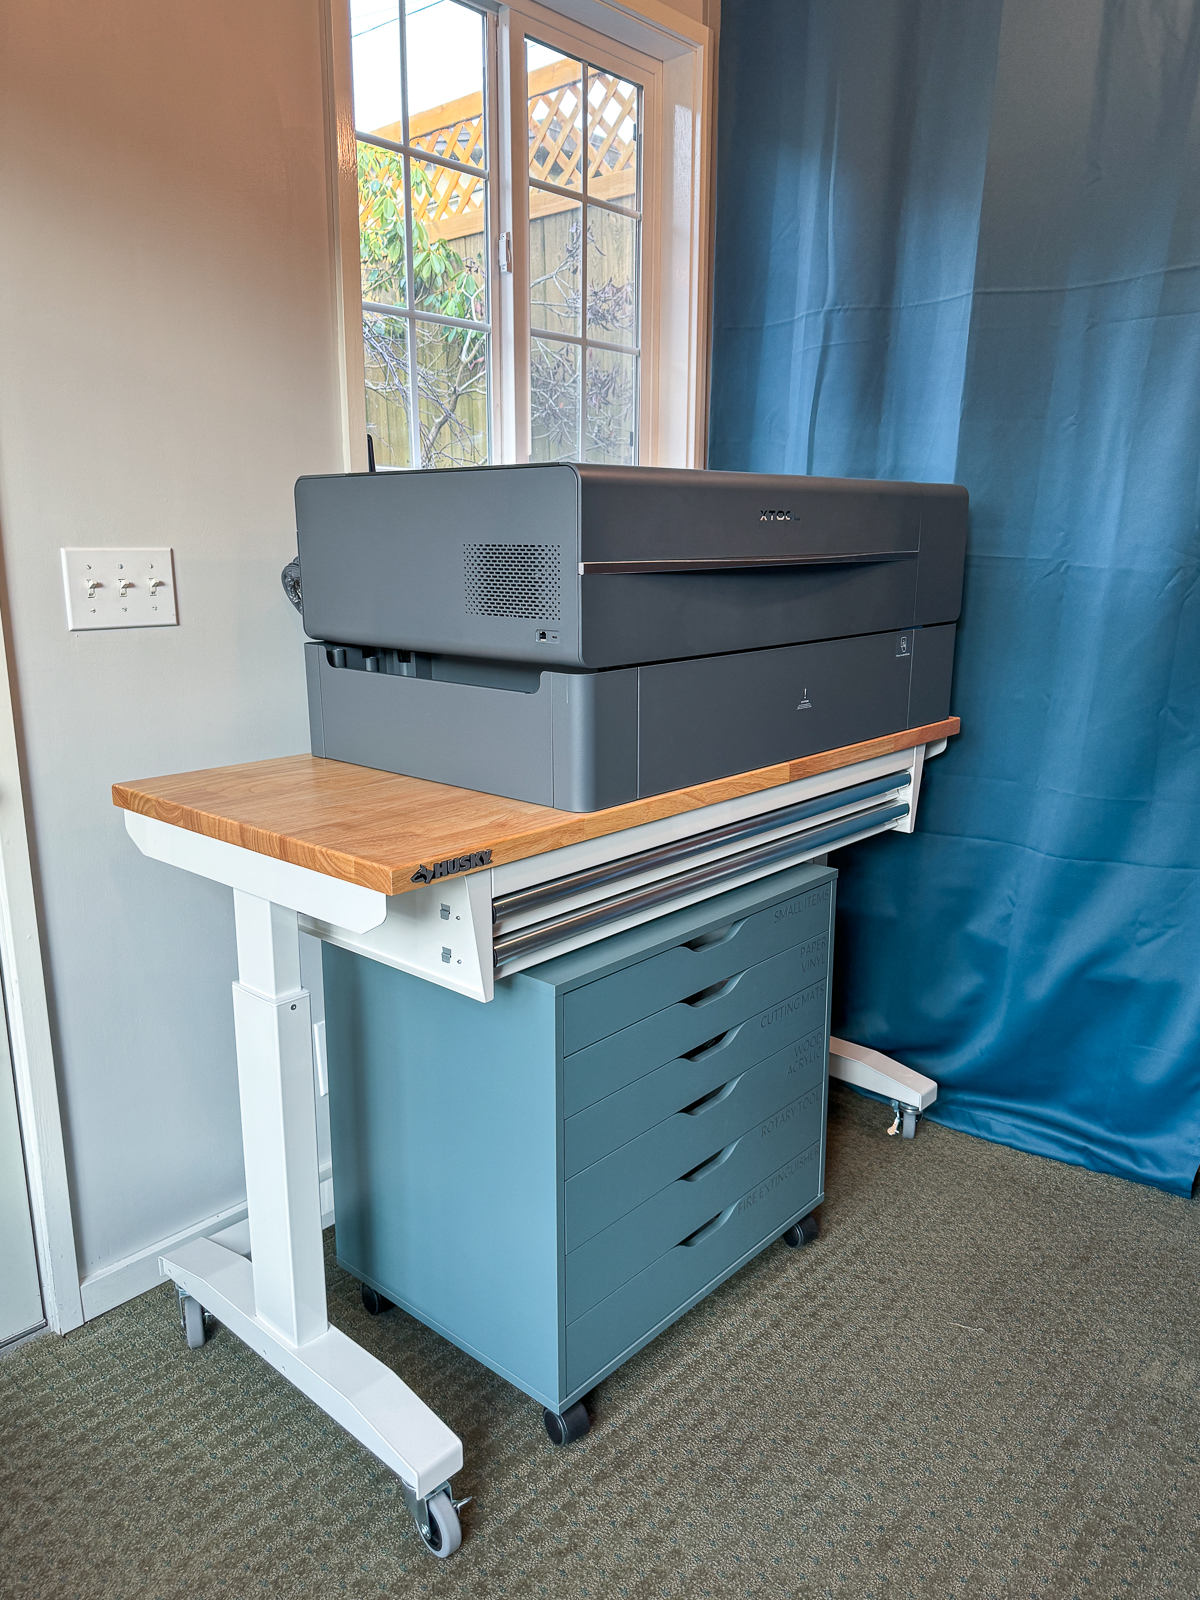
[
  {"left": 505, "top": 21, "right": 532, "bottom": 463},
  {"left": 366, "top": 301, "right": 490, "bottom": 334},
  {"left": 529, "top": 174, "right": 637, "bottom": 221},
  {"left": 482, "top": 5, "right": 501, "bottom": 463},
  {"left": 579, "top": 65, "right": 589, "bottom": 462},
  {"left": 358, "top": 130, "right": 490, "bottom": 184},
  {"left": 394, "top": 0, "right": 420, "bottom": 466},
  {"left": 402, "top": 163, "right": 420, "bottom": 466}
]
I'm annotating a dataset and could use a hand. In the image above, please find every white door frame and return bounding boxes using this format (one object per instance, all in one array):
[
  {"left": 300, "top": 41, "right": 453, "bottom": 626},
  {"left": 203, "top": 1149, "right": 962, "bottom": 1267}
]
[{"left": 0, "top": 598, "right": 82, "bottom": 1333}]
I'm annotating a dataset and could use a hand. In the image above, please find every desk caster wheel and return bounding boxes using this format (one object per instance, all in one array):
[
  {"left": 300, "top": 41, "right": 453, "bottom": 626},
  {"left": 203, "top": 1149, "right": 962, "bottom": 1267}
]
[
  {"left": 416, "top": 1488, "right": 461, "bottom": 1558},
  {"left": 361, "top": 1283, "right": 393, "bottom": 1316},
  {"left": 181, "top": 1294, "right": 206, "bottom": 1349},
  {"left": 783, "top": 1212, "right": 820, "bottom": 1249},
  {"left": 902, "top": 1109, "right": 918, "bottom": 1139},
  {"left": 543, "top": 1400, "right": 590, "bottom": 1445}
]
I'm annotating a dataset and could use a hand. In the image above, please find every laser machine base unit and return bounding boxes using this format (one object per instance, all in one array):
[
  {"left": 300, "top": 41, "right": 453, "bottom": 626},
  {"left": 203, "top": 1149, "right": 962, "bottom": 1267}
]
[{"left": 292, "top": 464, "right": 966, "bottom": 809}]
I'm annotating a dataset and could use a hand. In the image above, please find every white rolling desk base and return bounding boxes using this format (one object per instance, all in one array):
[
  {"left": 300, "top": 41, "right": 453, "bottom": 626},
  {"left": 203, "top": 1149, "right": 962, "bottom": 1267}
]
[
  {"left": 125, "top": 811, "right": 464, "bottom": 1556},
  {"left": 162, "top": 1235, "right": 460, "bottom": 1500}
]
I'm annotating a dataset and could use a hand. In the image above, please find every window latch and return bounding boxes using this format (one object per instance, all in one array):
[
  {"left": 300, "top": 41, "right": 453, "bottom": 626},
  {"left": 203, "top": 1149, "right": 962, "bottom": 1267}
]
[{"left": 497, "top": 231, "right": 513, "bottom": 274}]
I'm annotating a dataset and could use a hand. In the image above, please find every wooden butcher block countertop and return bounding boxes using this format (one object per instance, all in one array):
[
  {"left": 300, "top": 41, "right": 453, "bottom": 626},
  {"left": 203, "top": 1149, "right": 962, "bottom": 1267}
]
[{"left": 113, "top": 717, "right": 959, "bottom": 897}]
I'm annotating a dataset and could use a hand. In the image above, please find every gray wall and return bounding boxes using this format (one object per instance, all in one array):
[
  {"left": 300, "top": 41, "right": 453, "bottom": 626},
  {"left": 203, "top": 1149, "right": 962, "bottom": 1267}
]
[{"left": 0, "top": 1, "right": 341, "bottom": 1288}]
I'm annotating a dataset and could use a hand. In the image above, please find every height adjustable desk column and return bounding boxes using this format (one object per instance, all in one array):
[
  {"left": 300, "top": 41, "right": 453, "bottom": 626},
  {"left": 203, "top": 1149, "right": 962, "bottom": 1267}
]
[
  {"left": 112, "top": 814, "right": 466, "bottom": 1554},
  {"left": 113, "top": 714, "right": 958, "bottom": 1558}
]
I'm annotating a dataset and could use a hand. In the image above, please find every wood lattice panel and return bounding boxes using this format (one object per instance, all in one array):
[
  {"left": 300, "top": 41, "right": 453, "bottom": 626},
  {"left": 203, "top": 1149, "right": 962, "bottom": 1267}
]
[{"left": 364, "top": 58, "right": 638, "bottom": 247}]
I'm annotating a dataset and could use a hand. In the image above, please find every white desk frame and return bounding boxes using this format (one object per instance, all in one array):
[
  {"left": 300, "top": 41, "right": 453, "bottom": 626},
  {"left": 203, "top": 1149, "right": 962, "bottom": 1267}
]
[
  {"left": 124, "top": 812, "right": 463, "bottom": 1551},
  {"left": 123, "top": 734, "right": 945, "bottom": 1556}
]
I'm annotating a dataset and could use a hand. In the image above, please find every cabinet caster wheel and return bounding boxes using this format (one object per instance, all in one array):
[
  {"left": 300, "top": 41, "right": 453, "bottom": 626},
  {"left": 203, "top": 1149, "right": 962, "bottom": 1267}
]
[
  {"left": 361, "top": 1283, "right": 393, "bottom": 1316},
  {"left": 543, "top": 1400, "right": 591, "bottom": 1445},
  {"left": 783, "top": 1212, "right": 820, "bottom": 1249},
  {"left": 902, "top": 1109, "right": 918, "bottom": 1139},
  {"left": 181, "top": 1294, "right": 206, "bottom": 1349},
  {"left": 415, "top": 1488, "right": 461, "bottom": 1558}
]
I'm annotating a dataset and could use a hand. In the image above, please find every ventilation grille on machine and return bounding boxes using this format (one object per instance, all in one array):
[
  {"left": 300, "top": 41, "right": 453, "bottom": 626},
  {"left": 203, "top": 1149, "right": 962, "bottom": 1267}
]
[{"left": 464, "top": 542, "right": 561, "bottom": 621}]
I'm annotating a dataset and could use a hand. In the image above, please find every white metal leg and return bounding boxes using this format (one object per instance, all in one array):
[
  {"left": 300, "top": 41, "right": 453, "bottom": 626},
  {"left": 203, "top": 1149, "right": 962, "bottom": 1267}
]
[
  {"left": 828, "top": 1036, "right": 938, "bottom": 1138},
  {"left": 161, "top": 887, "right": 463, "bottom": 1534},
  {"left": 161, "top": 1236, "right": 461, "bottom": 1498},
  {"left": 230, "top": 892, "right": 326, "bottom": 1346}
]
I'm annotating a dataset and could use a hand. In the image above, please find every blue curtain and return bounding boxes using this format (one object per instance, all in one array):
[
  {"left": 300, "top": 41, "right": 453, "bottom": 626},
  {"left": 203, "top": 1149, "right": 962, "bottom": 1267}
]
[{"left": 710, "top": 0, "right": 1200, "bottom": 1194}]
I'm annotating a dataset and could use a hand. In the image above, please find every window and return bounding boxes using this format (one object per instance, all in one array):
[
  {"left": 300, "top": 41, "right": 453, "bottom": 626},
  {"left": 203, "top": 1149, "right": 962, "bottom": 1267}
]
[
  {"left": 351, "top": 0, "right": 493, "bottom": 469},
  {"left": 334, "top": 0, "right": 713, "bottom": 471},
  {"left": 526, "top": 43, "right": 641, "bottom": 465}
]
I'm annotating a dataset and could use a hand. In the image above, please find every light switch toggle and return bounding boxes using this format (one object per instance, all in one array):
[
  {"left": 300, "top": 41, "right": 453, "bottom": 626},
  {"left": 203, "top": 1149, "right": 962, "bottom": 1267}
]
[{"left": 60, "top": 548, "right": 178, "bottom": 631}]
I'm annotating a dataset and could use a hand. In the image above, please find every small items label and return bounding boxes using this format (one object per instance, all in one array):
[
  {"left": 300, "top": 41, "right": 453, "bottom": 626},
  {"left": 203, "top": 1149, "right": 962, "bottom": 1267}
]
[
  {"left": 896, "top": 632, "right": 912, "bottom": 658},
  {"left": 774, "top": 888, "right": 828, "bottom": 922}
]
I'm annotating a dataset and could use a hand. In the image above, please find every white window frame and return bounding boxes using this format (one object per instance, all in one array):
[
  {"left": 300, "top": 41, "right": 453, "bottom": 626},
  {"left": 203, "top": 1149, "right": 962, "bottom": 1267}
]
[
  {"left": 505, "top": 3, "right": 656, "bottom": 467},
  {"left": 325, "top": 0, "right": 713, "bottom": 472}
]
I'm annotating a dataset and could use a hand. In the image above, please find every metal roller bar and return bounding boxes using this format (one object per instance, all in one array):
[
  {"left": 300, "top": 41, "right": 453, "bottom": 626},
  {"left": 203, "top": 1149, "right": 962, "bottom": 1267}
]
[
  {"left": 492, "top": 771, "right": 911, "bottom": 928},
  {"left": 493, "top": 798, "right": 910, "bottom": 970}
]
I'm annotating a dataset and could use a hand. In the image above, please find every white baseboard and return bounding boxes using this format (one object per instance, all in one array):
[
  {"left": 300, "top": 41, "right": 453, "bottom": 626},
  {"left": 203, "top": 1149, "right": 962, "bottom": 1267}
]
[{"left": 78, "top": 1167, "right": 335, "bottom": 1321}]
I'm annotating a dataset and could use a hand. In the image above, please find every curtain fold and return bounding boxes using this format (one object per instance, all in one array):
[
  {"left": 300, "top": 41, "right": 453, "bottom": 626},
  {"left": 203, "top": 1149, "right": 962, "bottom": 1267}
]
[{"left": 710, "top": 0, "right": 1200, "bottom": 1193}]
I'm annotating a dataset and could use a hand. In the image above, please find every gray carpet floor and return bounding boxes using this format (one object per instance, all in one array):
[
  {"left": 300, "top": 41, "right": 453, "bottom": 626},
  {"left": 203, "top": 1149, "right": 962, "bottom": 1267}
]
[{"left": 2, "top": 1087, "right": 1197, "bottom": 1600}]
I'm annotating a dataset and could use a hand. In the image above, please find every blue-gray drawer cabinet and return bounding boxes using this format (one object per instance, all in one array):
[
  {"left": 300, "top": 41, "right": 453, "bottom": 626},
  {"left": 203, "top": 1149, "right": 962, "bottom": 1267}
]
[
  {"left": 564, "top": 993, "right": 828, "bottom": 1248},
  {"left": 565, "top": 1076, "right": 825, "bottom": 1324},
  {"left": 324, "top": 860, "right": 836, "bottom": 1418}
]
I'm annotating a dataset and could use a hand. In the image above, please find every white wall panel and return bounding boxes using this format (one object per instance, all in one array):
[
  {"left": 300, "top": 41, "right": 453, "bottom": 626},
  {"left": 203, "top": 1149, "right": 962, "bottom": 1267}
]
[{"left": 0, "top": 0, "right": 340, "bottom": 1288}]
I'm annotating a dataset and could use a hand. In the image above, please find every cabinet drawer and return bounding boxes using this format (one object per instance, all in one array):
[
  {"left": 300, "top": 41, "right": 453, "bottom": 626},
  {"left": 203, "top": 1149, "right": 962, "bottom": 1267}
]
[
  {"left": 562, "top": 880, "right": 833, "bottom": 1054},
  {"left": 566, "top": 1139, "right": 823, "bottom": 1392},
  {"left": 565, "top": 1040, "right": 824, "bottom": 1249},
  {"left": 564, "top": 1080, "right": 824, "bottom": 1322},
  {"left": 566, "top": 1011, "right": 826, "bottom": 1176},
  {"left": 564, "top": 945, "right": 829, "bottom": 1118}
]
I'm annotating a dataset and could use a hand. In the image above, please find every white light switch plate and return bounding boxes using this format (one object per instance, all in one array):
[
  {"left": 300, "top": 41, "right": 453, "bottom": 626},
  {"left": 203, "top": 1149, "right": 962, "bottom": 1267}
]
[{"left": 61, "top": 548, "right": 177, "bottom": 630}]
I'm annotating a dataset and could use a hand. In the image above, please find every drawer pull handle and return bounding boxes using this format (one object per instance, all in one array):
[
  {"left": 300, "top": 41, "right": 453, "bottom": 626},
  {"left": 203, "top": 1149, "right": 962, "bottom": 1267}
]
[
  {"left": 683, "top": 1024, "right": 742, "bottom": 1062},
  {"left": 680, "top": 1204, "right": 737, "bottom": 1248},
  {"left": 684, "top": 972, "right": 746, "bottom": 1008},
  {"left": 681, "top": 1139, "right": 739, "bottom": 1182},
  {"left": 684, "top": 920, "right": 746, "bottom": 952},
  {"left": 682, "top": 1076, "right": 743, "bottom": 1116}
]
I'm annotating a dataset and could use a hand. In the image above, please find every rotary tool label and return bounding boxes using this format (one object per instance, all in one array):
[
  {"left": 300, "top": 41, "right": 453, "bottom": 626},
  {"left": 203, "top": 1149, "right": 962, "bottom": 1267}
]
[{"left": 759, "top": 1085, "right": 821, "bottom": 1141}]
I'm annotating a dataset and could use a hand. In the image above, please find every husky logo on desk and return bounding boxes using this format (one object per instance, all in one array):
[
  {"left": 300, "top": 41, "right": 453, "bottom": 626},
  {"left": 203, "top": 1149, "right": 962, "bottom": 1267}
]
[{"left": 411, "top": 849, "right": 493, "bottom": 884}]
